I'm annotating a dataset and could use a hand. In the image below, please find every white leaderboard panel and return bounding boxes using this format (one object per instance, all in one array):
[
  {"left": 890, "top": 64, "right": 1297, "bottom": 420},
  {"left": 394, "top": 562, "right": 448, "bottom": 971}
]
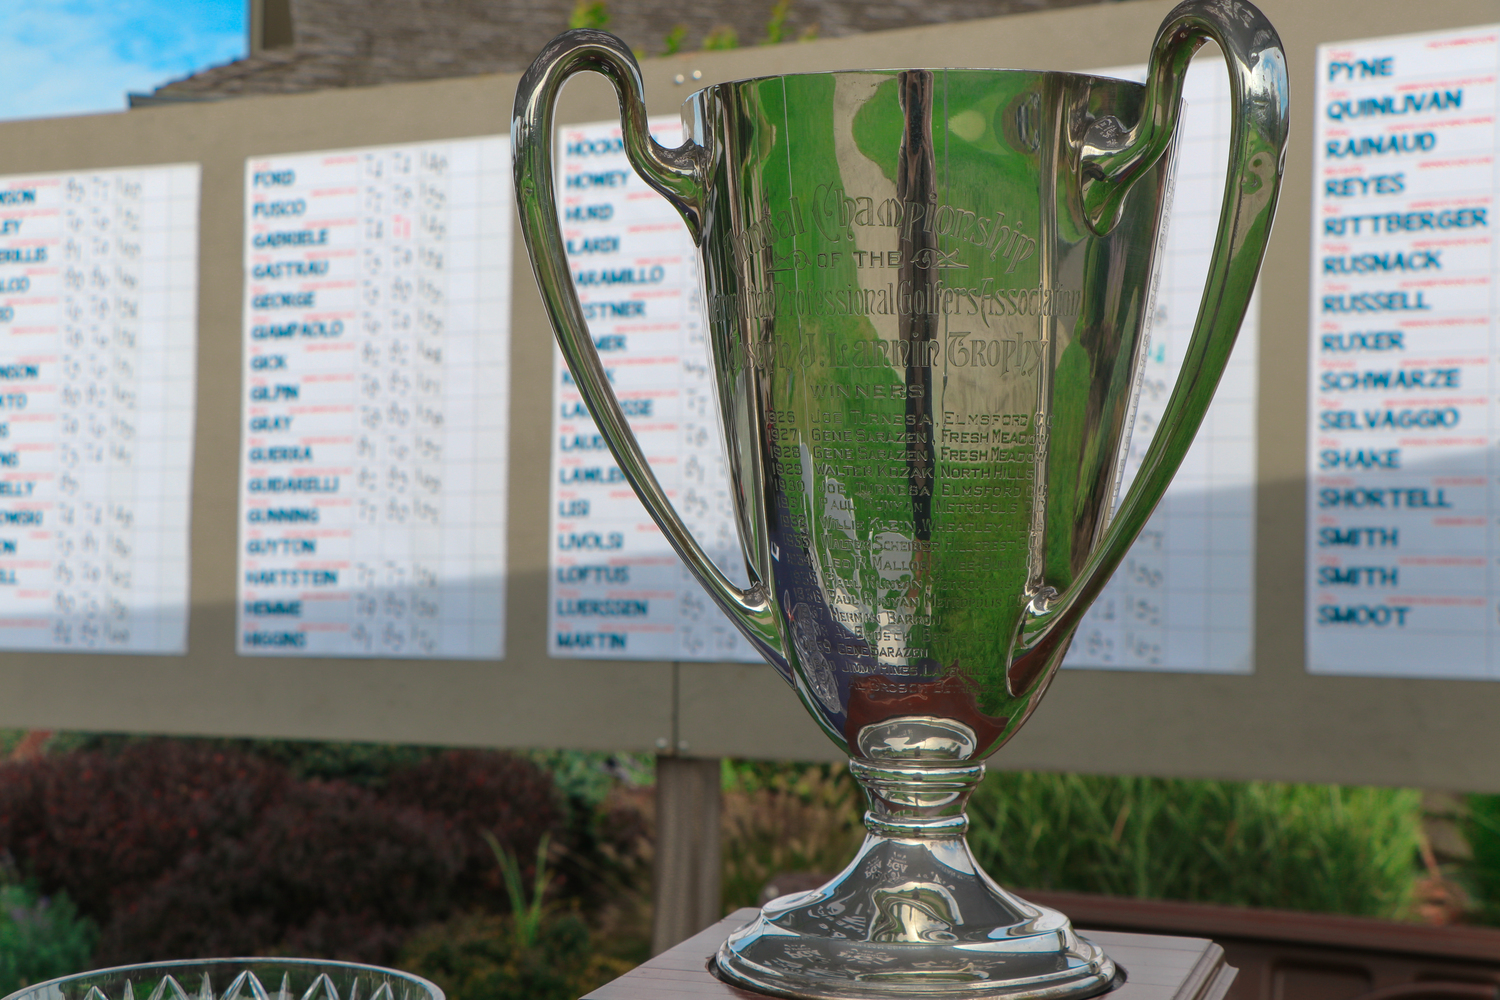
[
  {"left": 238, "top": 138, "right": 511, "bottom": 659},
  {"left": 548, "top": 119, "right": 758, "bottom": 662},
  {"left": 0, "top": 165, "right": 198, "bottom": 654},
  {"left": 1307, "top": 25, "right": 1500, "bottom": 678},
  {"left": 1066, "top": 59, "right": 1259, "bottom": 673}
]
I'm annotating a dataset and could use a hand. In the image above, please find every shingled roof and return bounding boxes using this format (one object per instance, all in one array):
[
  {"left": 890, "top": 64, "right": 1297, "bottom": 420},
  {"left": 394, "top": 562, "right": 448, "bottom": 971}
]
[{"left": 144, "top": 0, "right": 1114, "bottom": 100}]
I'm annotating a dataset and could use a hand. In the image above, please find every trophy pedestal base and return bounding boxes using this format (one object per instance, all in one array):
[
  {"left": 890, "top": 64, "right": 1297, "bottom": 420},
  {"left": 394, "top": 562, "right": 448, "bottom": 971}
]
[
  {"left": 580, "top": 910, "right": 1235, "bottom": 1000},
  {"left": 713, "top": 834, "right": 1118, "bottom": 1000}
]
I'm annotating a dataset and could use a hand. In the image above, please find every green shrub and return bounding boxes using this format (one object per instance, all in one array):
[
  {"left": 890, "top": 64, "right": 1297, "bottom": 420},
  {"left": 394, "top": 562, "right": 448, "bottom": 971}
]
[
  {"left": 763, "top": 0, "right": 792, "bottom": 44},
  {"left": 967, "top": 772, "right": 1422, "bottom": 919},
  {"left": 702, "top": 25, "right": 739, "bottom": 50},
  {"left": 1462, "top": 794, "right": 1500, "bottom": 924},
  {"left": 0, "top": 883, "right": 98, "bottom": 994},
  {"left": 398, "top": 910, "right": 629, "bottom": 1000},
  {"left": 567, "top": 0, "right": 609, "bottom": 30}
]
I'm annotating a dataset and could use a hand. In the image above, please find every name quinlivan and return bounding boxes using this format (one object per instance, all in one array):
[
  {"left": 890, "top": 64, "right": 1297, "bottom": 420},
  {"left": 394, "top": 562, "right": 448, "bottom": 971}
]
[{"left": 1325, "top": 89, "right": 1462, "bottom": 119}]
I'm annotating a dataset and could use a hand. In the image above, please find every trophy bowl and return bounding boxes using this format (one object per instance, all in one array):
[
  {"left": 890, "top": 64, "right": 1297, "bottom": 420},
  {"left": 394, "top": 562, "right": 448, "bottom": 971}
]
[{"left": 513, "top": 2, "right": 1288, "bottom": 996}]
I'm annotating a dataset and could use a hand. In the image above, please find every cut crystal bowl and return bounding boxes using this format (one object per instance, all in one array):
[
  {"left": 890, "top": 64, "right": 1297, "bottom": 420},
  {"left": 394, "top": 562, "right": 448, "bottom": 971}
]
[{"left": 1, "top": 959, "right": 442, "bottom": 1000}]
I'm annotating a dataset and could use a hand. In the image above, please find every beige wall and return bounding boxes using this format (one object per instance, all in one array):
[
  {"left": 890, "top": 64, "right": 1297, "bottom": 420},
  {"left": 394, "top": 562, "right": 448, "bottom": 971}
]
[{"left": 0, "top": 0, "right": 1496, "bottom": 790}]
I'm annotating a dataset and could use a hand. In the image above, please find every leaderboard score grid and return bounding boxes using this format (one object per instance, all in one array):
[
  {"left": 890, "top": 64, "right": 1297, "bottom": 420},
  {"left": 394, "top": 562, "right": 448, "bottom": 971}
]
[
  {"left": 237, "top": 137, "right": 511, "bottom": 660},
  {"left": 0, "top": 165, "right": 198, "bottom": 655},
  {"left": 1065, "top": 57, "right": 1259, "bottom": 674},
  {"left": 548, "top": 119, "right": 757, "bottom": 663},
  {"left": 1307, "top": 24, "right": 1500, "bottom": 678}
]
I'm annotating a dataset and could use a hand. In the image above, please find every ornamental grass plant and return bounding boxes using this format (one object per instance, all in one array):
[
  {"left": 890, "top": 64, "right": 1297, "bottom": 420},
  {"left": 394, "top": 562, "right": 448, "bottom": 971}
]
[
  {"left": 721, "top": 762, "right": 865, "bottom": 911},
  {"left": 966, "top": 771, "right": 1423, "bottom": 918}
]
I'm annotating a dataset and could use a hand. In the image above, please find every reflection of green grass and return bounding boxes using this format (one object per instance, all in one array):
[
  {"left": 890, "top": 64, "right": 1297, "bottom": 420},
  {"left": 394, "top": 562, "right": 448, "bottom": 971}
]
[
  {"left": 848, "top": 73, "right": 1044, "bottom": 691},
  {"left": 756, "top": 74, "right": 909, "bottom": 659},
  {"left": 726, "top": 70, "right": 1178, "bottom": 734},
  {"left": 742, "top": 72, "right": 1061, "bottom": 706}
]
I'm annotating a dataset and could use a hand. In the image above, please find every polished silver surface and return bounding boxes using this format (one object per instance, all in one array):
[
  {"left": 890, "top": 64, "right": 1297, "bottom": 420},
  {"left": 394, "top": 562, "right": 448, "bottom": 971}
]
[{"left": 513, "top": 2, "right": 1287, "bottom": 995}]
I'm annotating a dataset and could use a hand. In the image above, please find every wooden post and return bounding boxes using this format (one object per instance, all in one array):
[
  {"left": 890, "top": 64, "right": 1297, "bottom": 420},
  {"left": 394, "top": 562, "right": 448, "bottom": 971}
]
[
  {"left": 652, "top": 755, "right": 723, "bottom": 955},
  {"left": 248, "top": 0, "right": 294, "bottom": 54}
]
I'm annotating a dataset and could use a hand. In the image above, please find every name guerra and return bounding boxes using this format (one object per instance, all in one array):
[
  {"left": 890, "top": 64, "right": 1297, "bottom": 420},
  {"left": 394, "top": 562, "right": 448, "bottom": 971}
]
[{"left": 1325, "top": 89, "right": 1461, "bottom": 121}]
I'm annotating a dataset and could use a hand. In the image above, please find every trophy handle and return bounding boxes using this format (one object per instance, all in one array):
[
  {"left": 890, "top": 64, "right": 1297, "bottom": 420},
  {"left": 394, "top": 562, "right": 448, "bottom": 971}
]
[
  {"left": 512, "top": 30, "right": 787, "bottom": 664},
  {"left": 1014, "top": 0, "right": 1289, "bottom": 684}
]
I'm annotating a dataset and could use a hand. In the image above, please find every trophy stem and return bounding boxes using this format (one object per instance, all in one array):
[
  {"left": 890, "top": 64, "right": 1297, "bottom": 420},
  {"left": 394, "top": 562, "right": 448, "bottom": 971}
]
[
  {"left": 714, "top": 757, "right": 1120, "bottom": 1000},
  {"left": 851, "top": 757, "right": 983, "bottom": 839}
]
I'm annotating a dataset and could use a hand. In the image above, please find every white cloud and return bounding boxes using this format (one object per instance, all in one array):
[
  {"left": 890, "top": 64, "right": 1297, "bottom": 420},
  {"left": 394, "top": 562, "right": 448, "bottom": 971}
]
[{"left": 0, "top": 0, "right": 245, "bottom": 122}]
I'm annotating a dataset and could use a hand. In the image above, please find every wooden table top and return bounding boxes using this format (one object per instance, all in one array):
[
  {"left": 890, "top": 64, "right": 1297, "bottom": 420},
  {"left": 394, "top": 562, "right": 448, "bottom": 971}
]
[{"left": 584, "top": 908, "right": 1237, "bottom": 1000}]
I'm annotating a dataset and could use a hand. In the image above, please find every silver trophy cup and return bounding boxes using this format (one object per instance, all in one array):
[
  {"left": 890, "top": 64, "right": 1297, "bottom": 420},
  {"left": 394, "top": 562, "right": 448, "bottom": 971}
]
[{"left": 514, "top": 1, "right": 1288, "bottom": 996}]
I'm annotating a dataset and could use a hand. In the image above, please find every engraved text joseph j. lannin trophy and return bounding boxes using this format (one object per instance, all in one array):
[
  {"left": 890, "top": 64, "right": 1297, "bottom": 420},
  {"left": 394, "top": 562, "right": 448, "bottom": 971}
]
[{"left": 513, "top": 3, "right": 1288, "bottom": 996}]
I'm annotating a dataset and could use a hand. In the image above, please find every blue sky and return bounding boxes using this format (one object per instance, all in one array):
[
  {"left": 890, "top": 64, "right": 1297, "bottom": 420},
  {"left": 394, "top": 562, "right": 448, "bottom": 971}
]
[{"left": 0, "top": 0, "right": 246, "bottom": 122}]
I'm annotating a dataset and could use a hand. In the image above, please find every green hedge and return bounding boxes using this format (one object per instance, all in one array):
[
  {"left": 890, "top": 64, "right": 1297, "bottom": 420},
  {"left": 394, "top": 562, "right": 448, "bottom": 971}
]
[
  {"left": 0, "top": 883, "right": 97, "bottom": 994},
  {"left": 967, "top": 771, "right": 1422, "bottom": 918}
]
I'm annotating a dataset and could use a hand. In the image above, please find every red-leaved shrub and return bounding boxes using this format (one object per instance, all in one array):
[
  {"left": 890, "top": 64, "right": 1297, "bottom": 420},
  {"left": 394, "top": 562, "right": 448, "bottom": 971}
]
[
  {"left": 0, "top": 741, "right": 289, "bottom": 921},
  {"left": 94, "top": 780, "right": 464, "bottom": 964},
  {"left": 0, "top": 740, "right": 570, "bottom": 966},
  {"left": 383, "top": 750, "right": 563, "bottom": 905}
]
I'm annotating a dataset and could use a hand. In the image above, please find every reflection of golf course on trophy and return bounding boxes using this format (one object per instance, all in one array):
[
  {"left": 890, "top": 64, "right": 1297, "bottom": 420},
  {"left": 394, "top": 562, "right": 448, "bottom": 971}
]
[{"left": 714, "top": 70, "right": 1166, "bottom": 733}]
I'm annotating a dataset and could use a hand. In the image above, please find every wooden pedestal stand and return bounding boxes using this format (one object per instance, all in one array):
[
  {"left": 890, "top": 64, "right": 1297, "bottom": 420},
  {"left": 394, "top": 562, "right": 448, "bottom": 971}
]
[{"left": 584, "top": 908, "right": 1237, "bottom": 1000}]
